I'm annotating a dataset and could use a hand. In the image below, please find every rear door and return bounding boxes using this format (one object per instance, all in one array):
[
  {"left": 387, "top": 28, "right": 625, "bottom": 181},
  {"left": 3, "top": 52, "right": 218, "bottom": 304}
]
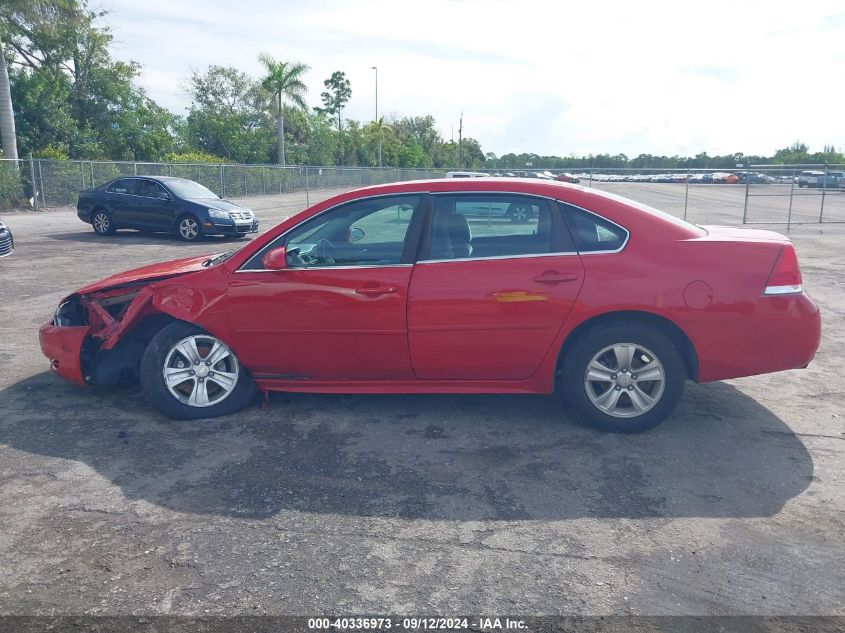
[
  {"left": 104, "top": 178, "right": 138, "bottom": 226},
  {"left": 407, "top": 193, "right": 585, "bottom": 380}
]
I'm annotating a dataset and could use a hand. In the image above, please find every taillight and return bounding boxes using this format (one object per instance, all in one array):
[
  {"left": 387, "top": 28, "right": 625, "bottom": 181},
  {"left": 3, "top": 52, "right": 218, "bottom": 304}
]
[{"left": 764, "top": 244, "right": 803, "bottom": 295}]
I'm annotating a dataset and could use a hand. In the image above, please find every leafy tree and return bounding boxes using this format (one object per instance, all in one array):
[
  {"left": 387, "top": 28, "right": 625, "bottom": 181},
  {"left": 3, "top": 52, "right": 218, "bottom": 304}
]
[
  {"left": 257, "top": 53, "right": 309, "bottom": 166},
  {"left": 315, "top": 71, "right": 351, "bottom": 164},
  {"left": 186, "top": 65, "right": 273, "bottom": 163},
  {"left": 4, "top": 1, "right": 175, "bottom": 160},
  {"left": 0, "top": 0, "right": 80, "bottom": 160}
]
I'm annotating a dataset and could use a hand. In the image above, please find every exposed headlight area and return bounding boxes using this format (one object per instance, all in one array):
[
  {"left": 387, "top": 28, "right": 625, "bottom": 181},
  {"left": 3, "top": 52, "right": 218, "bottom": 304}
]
[
  {"left": 54, "top": 297, "right": 87, "bottom": 327},
  {"left": 207, "top": 208, "right": 232, "bottom": 220}
]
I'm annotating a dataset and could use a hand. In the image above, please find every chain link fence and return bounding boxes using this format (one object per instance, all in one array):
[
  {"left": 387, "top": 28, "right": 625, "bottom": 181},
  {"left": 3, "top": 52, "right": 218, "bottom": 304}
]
[
  {"left": 743, "top": 164, "right": 845, "bottom": 227},
  {"left": 3, "top": 158, "right": 844, "bottom": 228}
]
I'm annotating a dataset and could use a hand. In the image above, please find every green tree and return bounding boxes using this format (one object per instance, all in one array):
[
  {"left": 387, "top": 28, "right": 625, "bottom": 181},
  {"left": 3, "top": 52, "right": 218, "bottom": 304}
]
[
  {"left": 0, "top": 0, "right": 80, "bottom": 160},
  {"left": 4, "top": 1, "right": 175, "bottom": 160},
  {"left": 315, "top": 71, "right": 351, "bottom": 165},
  {"left": 186, "top": 65, "right": 273, "bottom": 163},
  {"left": 257, "top": 53, "right": 309, "bottom": 166}
]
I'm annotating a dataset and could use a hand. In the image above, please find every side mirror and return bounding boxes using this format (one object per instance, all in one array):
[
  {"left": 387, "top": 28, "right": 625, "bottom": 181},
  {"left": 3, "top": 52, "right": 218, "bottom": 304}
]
[
  {"left": 157, "top": 192, "right": 171, "bottom": 201},
  {"left": 349, "top": 227, "right": 365, "bottom": 243},
  {"left": 261, "top": 246, "right": 288, "bottom": 270}
]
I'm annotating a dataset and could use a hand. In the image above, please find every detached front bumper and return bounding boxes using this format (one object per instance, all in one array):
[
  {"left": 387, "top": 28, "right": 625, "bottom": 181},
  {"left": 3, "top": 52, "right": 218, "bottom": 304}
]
[{"left": 39, "top": 323, "right": 89, "bottom": 386}]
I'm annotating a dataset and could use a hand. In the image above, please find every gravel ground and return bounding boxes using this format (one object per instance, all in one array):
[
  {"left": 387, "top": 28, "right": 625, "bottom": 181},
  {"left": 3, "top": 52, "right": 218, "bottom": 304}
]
[{"left": 0, "top": 184, "right": 843, "bottom": 620}]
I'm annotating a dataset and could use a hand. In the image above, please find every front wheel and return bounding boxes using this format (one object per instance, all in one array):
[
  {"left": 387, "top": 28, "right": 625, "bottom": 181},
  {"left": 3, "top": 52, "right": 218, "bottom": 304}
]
[
  {"left": 561, "top": 323, "right": 686, "bottom": 432},
  {"left": 140, "top": 322, "right": 256, "bottom": 420},
  {"left": 175, "top": 215, "right": 202, "bottom": 241}
]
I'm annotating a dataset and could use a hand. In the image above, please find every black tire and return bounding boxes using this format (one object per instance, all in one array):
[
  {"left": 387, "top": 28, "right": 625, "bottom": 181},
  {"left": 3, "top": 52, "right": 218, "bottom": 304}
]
[
  {"left": 140, "top": 321, "right": 256, "bottom": 420},
  {"left": 561, "top": 322, "right": 686, "bottom": 433},
  {"left": 92, "top": 209, "right": 115, "bottom": 235},
  {"left": 175, "top": 214, "right": 202, "bottom": 242}
]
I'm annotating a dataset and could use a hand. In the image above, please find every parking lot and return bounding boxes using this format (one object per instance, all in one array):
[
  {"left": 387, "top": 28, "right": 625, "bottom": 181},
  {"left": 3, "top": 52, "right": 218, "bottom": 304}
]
[{"left": 0, "top": 183, "right": 843, "bottom": 617}]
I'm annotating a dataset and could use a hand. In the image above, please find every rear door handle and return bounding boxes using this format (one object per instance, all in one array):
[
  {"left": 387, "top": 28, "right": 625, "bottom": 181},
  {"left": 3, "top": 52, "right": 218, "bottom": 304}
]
[
  {"left": 355, "top": 286, "right": 397, "bottom": 296},
  {"left": 532, "top": 270, "right": 580, "bottom": 284}
]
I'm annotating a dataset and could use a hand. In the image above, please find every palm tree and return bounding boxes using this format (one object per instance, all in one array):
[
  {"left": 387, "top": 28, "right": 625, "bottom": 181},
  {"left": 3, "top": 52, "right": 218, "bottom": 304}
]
[
  {"left": 0, "top": 0, "right": 77, "bottom": 161},
  {"left": 258, "top": 53, "right": 309, "bottom": 166}
]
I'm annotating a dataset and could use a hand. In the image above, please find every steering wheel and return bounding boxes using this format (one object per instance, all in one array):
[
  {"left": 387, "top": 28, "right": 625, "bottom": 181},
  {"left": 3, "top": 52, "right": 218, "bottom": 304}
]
[{"left": 315, "top": 238, "right": 339, "bottom": 265}]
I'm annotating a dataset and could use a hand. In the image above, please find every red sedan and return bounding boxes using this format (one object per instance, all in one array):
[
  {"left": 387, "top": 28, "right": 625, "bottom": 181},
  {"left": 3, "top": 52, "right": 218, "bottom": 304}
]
[{"left": 39, "top": 178, "right": 820, "bottom": 432}]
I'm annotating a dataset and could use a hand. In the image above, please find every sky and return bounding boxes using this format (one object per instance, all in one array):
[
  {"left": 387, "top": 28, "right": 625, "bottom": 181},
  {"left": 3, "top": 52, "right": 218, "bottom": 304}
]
[{"left": 102, "top": 0, "right": 845, "bottom": 158}]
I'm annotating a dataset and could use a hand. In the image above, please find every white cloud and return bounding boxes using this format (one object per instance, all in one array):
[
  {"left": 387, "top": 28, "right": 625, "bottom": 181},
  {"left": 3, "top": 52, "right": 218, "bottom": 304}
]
[{"left": 103, "top": 0, "right": 845, "bottom": 157}]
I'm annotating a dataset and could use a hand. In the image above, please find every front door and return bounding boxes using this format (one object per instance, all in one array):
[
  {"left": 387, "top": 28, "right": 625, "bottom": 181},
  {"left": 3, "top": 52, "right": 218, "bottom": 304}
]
[
  {"left": 134, "top": 179, "right": 174, "bottom": 230},
  {"left": 408, "top": 193, "right": 585, "bottom": 380},
  {"left": 227, "top": 194, "right": 425, "bottom": 380}
]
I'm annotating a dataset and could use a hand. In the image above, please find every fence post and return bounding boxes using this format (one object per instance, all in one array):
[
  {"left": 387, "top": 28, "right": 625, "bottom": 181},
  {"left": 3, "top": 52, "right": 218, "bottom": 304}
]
[
  {"left": 684, "top": 168, "right": 691, "bottom": 220},
  {"left": 90, "top": 161, "right": 94, "bottom": 189},
  {"left": 218, "top": 165, "right": 224, "bottom": 198},
  {"left": 28, "top": 153, "right": 38, "bottom": 211},
  {"left": 168, "top": 163, "right": 173, "bottom": 177},
  {"left": 305, "top": 166, "right": 310, "bottom": 207},
  {"left": 787, "top": 170, "right": 796, "bottom": 231},
  {"left": 80, "top": 160, "right": 85, "bottom": 192},
  {"left": 819, "top": 163, "right": 828, "bottom": 223},
  {"left": 133, "top": 162, "right": 138, "bottom": 176},
  {"left": 38, "top": 159, "right": 45, "bottom": 209},
  {"left": 742, "top": 164, "right": 751, "bottom": 224},
  {"left": 588, "top": 168, "right": 593, "bottom": 188}
]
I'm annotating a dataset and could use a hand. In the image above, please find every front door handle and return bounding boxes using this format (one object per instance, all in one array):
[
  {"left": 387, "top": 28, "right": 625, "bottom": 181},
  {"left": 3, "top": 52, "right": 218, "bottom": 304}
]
[
  {"left": 355, "top": 285, "right": 397, "bottom": 296},
  {"left": 532, "top": 270, "right": 580, "bottom": 284}
]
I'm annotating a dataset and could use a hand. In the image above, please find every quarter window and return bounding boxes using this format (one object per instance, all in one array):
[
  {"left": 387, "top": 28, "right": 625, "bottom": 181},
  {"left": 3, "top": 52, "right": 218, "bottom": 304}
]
[{"left": 563, "top": 205, "right": 628, "bottom": 252}]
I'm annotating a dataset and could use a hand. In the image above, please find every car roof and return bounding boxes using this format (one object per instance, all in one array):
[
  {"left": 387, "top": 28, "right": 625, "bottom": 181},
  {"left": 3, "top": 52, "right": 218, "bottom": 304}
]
[{"left": 307, "top": 177, "right": 703, "bottom": 237}]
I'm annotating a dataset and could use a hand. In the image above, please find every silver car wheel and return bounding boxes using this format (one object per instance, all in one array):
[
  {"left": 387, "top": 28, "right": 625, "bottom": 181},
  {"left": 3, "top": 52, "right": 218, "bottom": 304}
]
[
  {"left": 584, "top": 343, "right": 666, "bottom": 419},
  {"left": 163, "top": 334, "right": 239, "bottom": 408},
  {"left": 179, "top": 217, "right": 199, "bottom": 240},
  {"left": 93, "top": 212, "right": 110, "bottom": 233}
]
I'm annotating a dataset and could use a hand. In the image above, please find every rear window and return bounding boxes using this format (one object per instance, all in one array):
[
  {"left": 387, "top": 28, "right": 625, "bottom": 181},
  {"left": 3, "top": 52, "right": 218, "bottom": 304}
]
[{"left": 580, "top": 188, "right": 707, "bottom": 236}]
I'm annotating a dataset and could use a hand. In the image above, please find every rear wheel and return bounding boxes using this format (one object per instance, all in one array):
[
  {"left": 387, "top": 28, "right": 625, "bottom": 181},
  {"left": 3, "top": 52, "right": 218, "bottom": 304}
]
[
  {"left": 561, "top": 323, "right": 685, "bottom": 432},
  {"left": 92, "top": 209, "right": 115, "bottom": 235},
  {"left": 176, "top": 215, "right": 202, "bottom": 241},
  {"left": 140, "top": 322, "right": 256, "bottom": 420}
]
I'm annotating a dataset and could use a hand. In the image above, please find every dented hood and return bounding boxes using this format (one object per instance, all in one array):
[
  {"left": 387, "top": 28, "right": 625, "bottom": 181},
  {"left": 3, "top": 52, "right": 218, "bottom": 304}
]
[{"left": 74, "top": 254, "right": 212, "bottom": 295}]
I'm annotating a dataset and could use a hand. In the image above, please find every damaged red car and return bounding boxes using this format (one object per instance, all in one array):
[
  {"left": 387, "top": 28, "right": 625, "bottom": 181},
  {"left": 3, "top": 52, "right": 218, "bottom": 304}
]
[{"left": 39, "top": 178, "right": 821, "bottom": 432}]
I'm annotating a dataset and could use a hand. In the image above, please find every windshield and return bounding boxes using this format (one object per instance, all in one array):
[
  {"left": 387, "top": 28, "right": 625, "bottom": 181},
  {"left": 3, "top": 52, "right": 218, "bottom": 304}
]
[{"left": 166, "top": 180, "right": 219, "bottom": 199}]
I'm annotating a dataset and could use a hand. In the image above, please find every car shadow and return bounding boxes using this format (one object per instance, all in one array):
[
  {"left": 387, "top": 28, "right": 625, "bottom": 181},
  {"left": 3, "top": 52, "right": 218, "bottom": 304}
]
[
  {"left": 43, "top": 231, "right": 246, "bottom": 245},
  {"left": 0, "top": 373, "right": 813, "bottom": 521}
]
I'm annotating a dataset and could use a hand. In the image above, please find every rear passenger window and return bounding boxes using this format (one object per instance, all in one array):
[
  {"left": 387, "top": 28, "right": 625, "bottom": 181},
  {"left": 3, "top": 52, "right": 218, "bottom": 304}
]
[
  {"left": 563, "top": 205, "right": 628, "bottom": 253},
  {"left": 107, "top": 179, "right": 135, "bottom": 195},
  {"left": 427, "top": 194, "right": 567, "bottom": 260}
]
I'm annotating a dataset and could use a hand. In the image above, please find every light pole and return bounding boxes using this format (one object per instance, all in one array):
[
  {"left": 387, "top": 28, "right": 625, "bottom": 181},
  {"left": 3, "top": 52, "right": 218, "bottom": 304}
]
[{"left": 371, "top": 66, "right": 382, "bottom": 168}]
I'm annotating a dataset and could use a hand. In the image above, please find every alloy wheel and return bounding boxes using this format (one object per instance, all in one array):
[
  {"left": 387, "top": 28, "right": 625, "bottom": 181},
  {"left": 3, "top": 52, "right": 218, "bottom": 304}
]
[
  {"left": 93, "top": 213, "right": 110, "bottom": 233},
  {"left": 162, "top": 334, "right": 239, "bottom": 407},
  {"left": 583, "top": 343, "right": 666, "bottom": 418},
  {"left": 179, "top": 217, "right": 200, "bottom": 240}
]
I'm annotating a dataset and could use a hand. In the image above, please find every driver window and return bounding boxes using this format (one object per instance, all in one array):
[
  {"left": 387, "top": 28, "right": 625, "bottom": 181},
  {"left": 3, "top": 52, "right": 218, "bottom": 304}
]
[
  {"left": 246, "top": 195, "right": 420, "bottom": 270},
  {"left": 138, "top": 180, "right": 167, "bottom": 199}
]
